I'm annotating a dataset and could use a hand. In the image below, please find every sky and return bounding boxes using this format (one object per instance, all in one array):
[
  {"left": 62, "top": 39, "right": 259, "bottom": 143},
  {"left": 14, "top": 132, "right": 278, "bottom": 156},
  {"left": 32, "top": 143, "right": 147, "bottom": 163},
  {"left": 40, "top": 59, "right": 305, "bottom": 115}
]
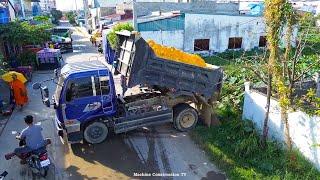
[
  {"left": 55, "top": 0, "right": 320, "bottom": 12},
  {"left": 56, "top": 0, "right": 84, "bottom": 11},
  {"left": 55, "top": 0, "right": 128, "bottom": 11}
]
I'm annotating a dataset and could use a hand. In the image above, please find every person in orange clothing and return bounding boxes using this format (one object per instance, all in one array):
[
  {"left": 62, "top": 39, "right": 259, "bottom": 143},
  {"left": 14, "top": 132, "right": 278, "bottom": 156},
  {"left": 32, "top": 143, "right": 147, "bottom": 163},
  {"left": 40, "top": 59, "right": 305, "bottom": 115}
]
[{"left": 10, "top": 74, "right": 28, "bottom": 109}]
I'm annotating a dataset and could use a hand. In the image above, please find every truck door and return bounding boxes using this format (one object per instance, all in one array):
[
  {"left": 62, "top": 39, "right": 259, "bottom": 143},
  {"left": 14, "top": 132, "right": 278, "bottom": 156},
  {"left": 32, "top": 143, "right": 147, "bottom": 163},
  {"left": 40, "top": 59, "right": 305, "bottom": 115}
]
[{"left": 63, "top": 76, "right": 100, "bottom": 121}]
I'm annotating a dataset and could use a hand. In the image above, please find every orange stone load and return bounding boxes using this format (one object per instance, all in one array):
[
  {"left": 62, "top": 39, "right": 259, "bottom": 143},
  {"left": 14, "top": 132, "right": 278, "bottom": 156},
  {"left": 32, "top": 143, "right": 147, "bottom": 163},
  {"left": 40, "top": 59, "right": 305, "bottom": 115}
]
[{"left": 147, "top": 40, "right": 207, "bottom": 68}]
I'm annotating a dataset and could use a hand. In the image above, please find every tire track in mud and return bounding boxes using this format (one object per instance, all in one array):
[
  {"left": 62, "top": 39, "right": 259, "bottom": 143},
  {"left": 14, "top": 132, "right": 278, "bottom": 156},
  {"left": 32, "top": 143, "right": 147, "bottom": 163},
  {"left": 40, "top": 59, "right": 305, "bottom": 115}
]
[{"left": 123, "top": 126, "right": 174, "bottom": 179}]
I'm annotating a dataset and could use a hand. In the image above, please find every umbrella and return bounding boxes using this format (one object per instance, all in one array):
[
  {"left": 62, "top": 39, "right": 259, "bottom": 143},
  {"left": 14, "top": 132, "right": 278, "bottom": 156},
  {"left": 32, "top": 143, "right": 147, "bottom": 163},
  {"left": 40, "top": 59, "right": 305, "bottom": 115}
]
[{"left": 1, "top": 71, "right": 27, "bottom": 83}]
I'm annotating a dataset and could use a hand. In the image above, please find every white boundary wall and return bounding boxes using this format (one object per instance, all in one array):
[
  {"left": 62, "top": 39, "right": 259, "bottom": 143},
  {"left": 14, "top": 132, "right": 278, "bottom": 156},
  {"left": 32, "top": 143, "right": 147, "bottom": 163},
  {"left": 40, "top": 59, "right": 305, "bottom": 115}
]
[{"left": 242, "top": 82, "right": 320, "bottom": 170}]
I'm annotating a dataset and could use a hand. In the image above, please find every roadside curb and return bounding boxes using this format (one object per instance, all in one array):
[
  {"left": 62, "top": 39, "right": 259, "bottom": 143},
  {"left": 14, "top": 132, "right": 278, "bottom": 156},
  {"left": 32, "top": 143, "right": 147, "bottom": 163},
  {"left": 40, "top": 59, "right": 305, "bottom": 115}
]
[{"left": 0, "top": 111, "right": 13, "bottom": 137}]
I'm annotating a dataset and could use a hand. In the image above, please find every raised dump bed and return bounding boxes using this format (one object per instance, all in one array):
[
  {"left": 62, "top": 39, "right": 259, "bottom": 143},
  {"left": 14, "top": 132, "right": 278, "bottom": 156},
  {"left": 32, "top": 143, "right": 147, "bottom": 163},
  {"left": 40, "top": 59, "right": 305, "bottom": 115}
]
[{"left": 114, "top": 31, "right": 223, "bottom": 99}]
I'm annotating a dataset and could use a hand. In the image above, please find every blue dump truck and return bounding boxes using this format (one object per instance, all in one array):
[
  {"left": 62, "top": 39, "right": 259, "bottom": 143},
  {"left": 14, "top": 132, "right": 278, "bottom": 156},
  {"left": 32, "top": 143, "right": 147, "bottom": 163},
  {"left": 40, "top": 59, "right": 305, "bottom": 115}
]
[{"left": 33, "top": 31, "right": 223, "bottom": 144}]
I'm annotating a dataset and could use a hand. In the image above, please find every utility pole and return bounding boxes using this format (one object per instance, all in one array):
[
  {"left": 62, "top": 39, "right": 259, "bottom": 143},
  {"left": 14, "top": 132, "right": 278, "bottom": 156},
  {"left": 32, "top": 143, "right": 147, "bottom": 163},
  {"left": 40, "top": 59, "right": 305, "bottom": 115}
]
[
  {"left": 20, "top": 0, "right": 25, "bottom": 19},
  {"left": 74, "top": 0, "right": 78, "bottom": 20},
  {"left": 75, "top": 0, "right": 78, "bottom": 12},
  {"left": 133, "top": 0, "right": 137, "bottom": 31},
  {"left": 83, "top": 0, "right": 89, "bottom": 31}
]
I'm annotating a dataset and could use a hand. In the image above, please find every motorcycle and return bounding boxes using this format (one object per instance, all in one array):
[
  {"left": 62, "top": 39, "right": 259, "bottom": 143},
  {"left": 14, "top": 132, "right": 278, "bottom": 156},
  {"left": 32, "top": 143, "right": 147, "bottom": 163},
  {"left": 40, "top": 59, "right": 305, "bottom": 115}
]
[
  {"left": 0, "top": 171, "right": 8, "bottom": 180},
  {"left": 8, "top": 132, "right": 51, "bottom": 177},
  {"left": 98, "top": 44, "right": 103, "bottom": 54}
]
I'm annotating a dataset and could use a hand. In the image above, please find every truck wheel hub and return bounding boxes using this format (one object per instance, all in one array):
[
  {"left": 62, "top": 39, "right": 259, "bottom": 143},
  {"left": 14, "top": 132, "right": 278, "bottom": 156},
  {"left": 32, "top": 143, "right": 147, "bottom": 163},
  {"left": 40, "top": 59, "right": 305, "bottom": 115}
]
[
  {"left": 89, "top": 127, "right": 103, "bottom": 139},
  {"left": 181, "top": 113, "right": 195, "bottom": 128}
]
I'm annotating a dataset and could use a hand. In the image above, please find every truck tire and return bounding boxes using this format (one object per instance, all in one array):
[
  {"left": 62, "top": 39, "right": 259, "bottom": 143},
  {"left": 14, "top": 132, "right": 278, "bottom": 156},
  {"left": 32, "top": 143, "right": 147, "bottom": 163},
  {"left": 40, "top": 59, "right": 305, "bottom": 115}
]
[
  {"left": 173, "top": 104, "right": 198, "bottom": 132},
  {"left": 84, "top": 122, "right": 108, "bottom": 144}
]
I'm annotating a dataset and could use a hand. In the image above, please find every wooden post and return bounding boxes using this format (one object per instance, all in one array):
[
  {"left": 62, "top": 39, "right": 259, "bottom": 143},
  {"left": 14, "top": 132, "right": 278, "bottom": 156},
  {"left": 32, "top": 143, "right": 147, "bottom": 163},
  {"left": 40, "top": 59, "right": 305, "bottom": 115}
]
[
  {"left": 196, "top": 93, "right": 220, "bottom": 127},
  {"left": 316, "top": 72, "right": 320, "bottom": 97}
]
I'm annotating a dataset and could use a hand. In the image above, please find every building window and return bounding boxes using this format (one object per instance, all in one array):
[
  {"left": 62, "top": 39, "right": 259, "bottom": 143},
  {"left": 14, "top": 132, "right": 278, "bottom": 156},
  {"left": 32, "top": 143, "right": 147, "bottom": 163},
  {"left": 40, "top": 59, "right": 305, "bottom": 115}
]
[
  {"left": 194, "top": 39, "right": 210, "bottom": 51},
  {"left": 228, "top": 37, "right": 242, "bottom": 49},
  {"left": 66, "top": 77, "right": 93, "bottom": 102},
  {"left": 259, "top": 36, "right": 267, "bottom": 47}
]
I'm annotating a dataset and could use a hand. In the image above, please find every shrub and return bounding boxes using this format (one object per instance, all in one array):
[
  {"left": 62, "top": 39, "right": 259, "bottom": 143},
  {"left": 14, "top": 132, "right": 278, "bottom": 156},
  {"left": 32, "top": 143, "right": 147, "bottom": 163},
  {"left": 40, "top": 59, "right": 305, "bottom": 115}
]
[
  {"left": 18, "top": 51, "right": 37, "bottom": 68},
  {"left": 191, "top": 120, "right": 320, "bottom": 179},
  {"left": 107, "top": 23, "right": 134, "bottom": 50}
]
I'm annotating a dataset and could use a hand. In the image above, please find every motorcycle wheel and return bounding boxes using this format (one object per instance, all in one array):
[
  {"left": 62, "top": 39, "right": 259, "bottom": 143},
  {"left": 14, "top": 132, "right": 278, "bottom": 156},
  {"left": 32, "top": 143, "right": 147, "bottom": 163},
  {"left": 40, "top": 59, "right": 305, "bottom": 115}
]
[{"left": 39, "top": 166, "right": 48, "bottom": 177}]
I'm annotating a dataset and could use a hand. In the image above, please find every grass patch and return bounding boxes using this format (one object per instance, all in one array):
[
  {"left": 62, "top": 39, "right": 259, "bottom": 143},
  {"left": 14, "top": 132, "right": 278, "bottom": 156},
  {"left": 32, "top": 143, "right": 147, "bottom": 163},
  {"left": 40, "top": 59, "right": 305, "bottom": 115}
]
[
  {"left": 191, "top": 120, "right": 320, "bottom": 180},
  {"left": 194, "top": 49, "right": 320, "bottom": 179}
]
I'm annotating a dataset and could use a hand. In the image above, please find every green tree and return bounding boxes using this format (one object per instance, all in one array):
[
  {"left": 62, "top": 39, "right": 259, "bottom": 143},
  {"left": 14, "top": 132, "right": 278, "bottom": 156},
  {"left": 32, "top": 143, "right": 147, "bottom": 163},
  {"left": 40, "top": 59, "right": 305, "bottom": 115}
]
[
  {"left": 260, "top": 0, "right": 286, "bottom": 148},
  {"left": 0, "top": 21, "right": 52, "bottom": 66},
  {"left": 255, "top": 1, "right": 320, "bottom": 151},
  {"left": 107, "top": 23, "right": 134, "bottom": 50},
  {"left": 0, "top": 21, "right": 52, "bottom": 46},
  {"left": 65, "top": 11, "right": 76, "bottom": 25},
  {"left": 33, "top": 15, "right": 50, "bottom": 23},
  {"left": 50, "top": 9, "right": 63, "bottom": 25},
  {"left": 0, "top": 53, "right": 6, "bottom": 75}
]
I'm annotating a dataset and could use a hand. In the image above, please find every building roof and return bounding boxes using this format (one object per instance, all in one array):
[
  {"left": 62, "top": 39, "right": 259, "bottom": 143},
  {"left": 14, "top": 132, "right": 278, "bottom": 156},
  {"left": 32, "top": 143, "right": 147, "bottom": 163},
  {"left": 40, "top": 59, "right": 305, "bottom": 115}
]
[
  {"left": 103, "top": 13, "right": 121, "bottom": 19},
  {"left": 137, "top": 12, "right": 184, "bottom": 31},
  {"left": 98, "top": 0, "right": 131, "bottom": 7},
  {"left": 138, "top": 11, "right": 181, "bottom": 23}
]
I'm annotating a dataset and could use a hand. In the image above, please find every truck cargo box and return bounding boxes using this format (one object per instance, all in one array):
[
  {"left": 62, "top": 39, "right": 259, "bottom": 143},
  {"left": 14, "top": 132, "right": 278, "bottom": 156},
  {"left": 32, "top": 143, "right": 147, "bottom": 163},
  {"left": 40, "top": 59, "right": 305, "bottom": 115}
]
[{"left": 114, "top": 31, "right": 223, "bottom": 99}]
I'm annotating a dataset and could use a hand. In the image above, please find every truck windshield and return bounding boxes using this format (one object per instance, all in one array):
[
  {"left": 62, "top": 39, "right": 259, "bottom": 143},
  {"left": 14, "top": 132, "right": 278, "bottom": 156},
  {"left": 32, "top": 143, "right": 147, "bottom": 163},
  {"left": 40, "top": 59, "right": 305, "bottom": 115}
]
[{"left": 54, "top": 76, "right": 65, "bottom": 105}]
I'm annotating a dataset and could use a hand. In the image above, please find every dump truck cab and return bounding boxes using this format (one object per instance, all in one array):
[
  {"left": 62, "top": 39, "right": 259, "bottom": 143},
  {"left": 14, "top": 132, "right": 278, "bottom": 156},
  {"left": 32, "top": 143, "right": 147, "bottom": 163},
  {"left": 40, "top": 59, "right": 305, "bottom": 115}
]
[{"left": 52, "top": 60, "right": 116, "bottom": 143}]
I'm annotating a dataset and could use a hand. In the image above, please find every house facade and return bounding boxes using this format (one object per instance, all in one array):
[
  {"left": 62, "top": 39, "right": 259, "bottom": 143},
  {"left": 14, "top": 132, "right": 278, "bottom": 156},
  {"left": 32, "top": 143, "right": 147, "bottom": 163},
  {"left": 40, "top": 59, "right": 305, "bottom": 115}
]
[
  {"left": 138, "top": 12, "right": 298, "bottom": 54},
  {"left": 39, "top": 0, "right": 56, "bottom": 12},
  {"left": 2, "top": 0, "right": 17, "bottom": 20},
  {"left": 86, "top": 0, "right": 100, "bottom": 30}
]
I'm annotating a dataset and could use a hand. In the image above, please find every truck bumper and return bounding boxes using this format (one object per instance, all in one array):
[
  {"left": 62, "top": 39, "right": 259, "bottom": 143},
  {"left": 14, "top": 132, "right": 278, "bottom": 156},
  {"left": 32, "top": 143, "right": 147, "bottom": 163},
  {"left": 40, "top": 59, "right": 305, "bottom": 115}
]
[
  {"left": 65, "top": 120, "right": 83, "bottom": 144},
  {"left": 54, "top": 116, "right": 83, "bottom": 143},
  {"left": 54, "top": 116, "right": 64, "bottom": 136}
]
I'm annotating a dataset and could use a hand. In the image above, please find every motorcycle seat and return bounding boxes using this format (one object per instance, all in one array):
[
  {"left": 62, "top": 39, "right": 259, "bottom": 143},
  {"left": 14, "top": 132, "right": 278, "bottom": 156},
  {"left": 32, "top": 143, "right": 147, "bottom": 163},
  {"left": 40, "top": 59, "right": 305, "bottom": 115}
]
[{"left": 32, "top": 147, "right": 47, "bottom": 155}]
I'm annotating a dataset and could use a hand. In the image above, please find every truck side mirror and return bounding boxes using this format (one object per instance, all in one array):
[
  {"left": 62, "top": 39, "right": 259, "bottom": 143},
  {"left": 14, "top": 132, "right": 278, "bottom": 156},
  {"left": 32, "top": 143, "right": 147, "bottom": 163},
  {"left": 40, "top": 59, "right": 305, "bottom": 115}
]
[
  {"left": 32, "top": 82, "right": 41, "bottom": 90},
  {"left": 42, "top": 86, "right": 49, "bottom": 98},
  {"left": 43, "top": 98, "right": 50, "bottom": 107}
]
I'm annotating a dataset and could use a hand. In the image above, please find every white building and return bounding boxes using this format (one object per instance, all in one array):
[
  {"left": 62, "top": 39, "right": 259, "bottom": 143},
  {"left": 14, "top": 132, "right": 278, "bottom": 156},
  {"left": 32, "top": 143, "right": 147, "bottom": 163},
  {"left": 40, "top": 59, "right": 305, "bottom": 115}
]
[
  {"left": 87, "top": 0, "right": 101, "bottom": 30},
  {"left": 292, "top": 1, "right": 320, "bottom": 15},
  {"left": 0, "top": 1, "right": 15, "bottom": 23},
  {"left": 39, "top": 0, "right": 56, "bottom": 12},
  {"left": 138, "top": 11, "right": 298, "bottom": 54}
]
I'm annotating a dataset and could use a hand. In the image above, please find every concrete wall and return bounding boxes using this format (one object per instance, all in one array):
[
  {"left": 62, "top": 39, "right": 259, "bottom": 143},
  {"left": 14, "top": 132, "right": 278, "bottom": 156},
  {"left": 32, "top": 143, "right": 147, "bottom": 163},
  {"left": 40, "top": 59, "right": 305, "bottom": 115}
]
[
  {"left": 138, "top": 13, "right": 298, "bottom": 53},
  {"left": 135, "top": 2, "right": 239, "bottom": 17},
  {"left": 242, "top": 82, "right": 320, "bottom": 170},
  {"left": 116, "top": 2, "right": 132, "bottom": 14},
  {"left": 100, "top": 7, "right": 116, "bottom": 17},
  {"left": 140, "top": 30, "right": 184, "bottom": 50},
  {"left": 184, "top": 14, "right": 265, "bottom": 53},
  {"left": 89, "top": 7, "right": 100, "bottom": 29}
]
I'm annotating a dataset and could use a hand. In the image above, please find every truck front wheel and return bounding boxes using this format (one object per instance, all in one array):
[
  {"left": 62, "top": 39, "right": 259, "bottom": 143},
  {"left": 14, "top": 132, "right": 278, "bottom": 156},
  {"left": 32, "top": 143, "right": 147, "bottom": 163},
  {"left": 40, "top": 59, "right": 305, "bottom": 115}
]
[
  {"left": 173, "top": 104, "right": 198, "bottom": 132},
  {"left": 84, "top": 122, "right": 108, "bottom": 144}
]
